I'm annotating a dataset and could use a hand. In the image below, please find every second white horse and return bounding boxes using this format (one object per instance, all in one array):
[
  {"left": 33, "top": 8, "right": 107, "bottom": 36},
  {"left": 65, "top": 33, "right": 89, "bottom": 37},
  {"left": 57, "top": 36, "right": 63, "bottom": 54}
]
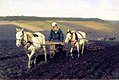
[{"left": 65, "top": 30, "right": 88, "bottom": 58}]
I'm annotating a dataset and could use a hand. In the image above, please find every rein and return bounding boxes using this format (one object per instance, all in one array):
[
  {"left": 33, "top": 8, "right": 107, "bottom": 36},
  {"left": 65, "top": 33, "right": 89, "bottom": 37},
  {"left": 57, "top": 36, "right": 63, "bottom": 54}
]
[
  {"left": 20, "top": 31, "right": 31, "bottom": 48},
  {"left": 22, "top": 32, "right": 43, "bottom": 48},
  {"left": 69, "top": 32, "right": 79, "bottom": 46}
]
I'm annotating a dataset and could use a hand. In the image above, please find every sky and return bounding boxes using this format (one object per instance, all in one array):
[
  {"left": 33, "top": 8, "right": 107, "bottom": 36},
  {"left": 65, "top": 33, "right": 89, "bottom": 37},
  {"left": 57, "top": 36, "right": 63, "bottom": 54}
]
[{"left": 0, "top": 0, "right": 119, "bottom": 20}]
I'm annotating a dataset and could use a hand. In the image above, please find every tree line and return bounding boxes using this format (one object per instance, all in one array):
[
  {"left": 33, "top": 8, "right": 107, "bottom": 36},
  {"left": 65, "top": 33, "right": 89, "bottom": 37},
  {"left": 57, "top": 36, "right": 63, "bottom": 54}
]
[{"left": 0, "top": 16, "right": 105, "bottom": 22}]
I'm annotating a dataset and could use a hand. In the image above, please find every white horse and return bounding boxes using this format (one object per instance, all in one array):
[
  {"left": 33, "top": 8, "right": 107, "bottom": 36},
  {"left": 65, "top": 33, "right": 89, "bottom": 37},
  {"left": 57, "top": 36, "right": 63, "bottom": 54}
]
[
  {"left": 16, "top": 28, "right": 47, "bottom": 69},
  {"left": 65, "top": 30, "right": 88, "bottom": 58}
]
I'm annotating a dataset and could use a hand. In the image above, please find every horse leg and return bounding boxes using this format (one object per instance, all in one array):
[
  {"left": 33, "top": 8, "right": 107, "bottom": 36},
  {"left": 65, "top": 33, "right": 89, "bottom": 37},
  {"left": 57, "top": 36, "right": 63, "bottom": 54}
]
[
  {"left": 70, "top": 47, "right": 73, "bottom": 58},
  {"left": 34, "top": 54, "right": 37, "bottom": 65},
  {"left": 27, "top": 50, "right": 35, "bottom": 69},
  {"left": 81, "top": 44, "right": 84, "bottom": 55},
  {"left": 77, "top": 44, "right": 80, "bottom": 57},
  {"left": 43, "top": 46, "right": 47, "bottom": 62},
  {"left": 27, "top": 53, "right": 31, "bottom": 69}
]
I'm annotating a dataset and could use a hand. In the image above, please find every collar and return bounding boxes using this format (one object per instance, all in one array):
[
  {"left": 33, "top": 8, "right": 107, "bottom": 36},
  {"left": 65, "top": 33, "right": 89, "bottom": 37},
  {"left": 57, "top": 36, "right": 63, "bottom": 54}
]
[{"left": 70, "top": 39, "right": 78, "bottom": 46}]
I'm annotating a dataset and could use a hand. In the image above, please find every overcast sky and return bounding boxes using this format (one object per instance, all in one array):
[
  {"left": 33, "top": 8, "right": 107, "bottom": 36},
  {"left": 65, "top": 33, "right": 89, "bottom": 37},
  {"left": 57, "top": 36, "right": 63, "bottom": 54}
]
[{"left": 0, "top": 0, "right": 119, "bottom": 20}]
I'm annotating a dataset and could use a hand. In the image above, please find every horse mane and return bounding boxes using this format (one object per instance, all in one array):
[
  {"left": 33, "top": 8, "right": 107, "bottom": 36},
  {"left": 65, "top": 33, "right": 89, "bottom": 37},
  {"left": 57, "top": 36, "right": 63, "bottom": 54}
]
[
  {"left": 67, "top": 30, "right": 71, "bottom": 34},
  {"left": 70, "top": 30, "right": 78, "bottom": 40},
  {"left": 75, "top": 32, "right": 78, "bottom": 40}
]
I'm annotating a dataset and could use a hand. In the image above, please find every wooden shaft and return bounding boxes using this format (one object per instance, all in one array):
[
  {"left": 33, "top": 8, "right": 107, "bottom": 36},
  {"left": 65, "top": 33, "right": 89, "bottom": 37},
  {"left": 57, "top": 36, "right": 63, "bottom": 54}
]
[{"left": 42, "top": 41, "right": 64, "bottom": 46}]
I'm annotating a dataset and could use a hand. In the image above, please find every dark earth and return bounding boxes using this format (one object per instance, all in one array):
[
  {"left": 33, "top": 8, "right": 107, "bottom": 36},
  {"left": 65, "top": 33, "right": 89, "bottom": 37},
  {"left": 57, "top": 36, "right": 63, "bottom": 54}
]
[{"left": 0, "top": 24, "right": 119, "bottom": 79}]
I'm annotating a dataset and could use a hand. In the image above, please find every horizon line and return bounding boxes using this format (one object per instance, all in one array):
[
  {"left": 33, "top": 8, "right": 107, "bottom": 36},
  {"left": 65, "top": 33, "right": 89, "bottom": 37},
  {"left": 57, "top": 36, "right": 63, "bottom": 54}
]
[{"left": 0, "top": 15, "right": 119, "bottom": 21}]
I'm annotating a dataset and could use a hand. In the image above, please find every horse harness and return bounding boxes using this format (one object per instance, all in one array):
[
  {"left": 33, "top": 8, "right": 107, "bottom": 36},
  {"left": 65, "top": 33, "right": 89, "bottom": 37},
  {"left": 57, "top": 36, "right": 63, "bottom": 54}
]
[
  {"left": 68, "top": 31, "right": 84, "bottom": 46},
  {"left": 19, "top": 31, "right": 34, "bottom": 48}
]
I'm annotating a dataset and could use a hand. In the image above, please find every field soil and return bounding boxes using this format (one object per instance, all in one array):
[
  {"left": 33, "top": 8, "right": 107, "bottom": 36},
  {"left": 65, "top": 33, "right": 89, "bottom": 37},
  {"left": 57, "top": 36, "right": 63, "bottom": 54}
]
[{"left": 0, "top": 24, "right": 119, "bottom": 79}]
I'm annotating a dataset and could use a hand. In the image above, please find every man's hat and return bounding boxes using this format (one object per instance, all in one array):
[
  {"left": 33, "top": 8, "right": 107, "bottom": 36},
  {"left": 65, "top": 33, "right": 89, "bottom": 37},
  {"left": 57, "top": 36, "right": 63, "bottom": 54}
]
[{"left": 52, "top": 22, "right": 57, "bottom": 26}]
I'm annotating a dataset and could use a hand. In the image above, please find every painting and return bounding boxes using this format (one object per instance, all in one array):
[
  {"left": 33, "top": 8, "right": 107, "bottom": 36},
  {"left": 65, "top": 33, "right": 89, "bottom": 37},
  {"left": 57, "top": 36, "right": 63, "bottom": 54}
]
[{"left": 0, "top": 0, "right": 119, "bottom": 79}]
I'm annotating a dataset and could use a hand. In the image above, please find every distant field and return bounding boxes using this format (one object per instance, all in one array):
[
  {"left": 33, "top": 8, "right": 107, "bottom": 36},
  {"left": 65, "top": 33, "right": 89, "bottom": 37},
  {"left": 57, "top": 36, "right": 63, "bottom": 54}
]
[
  {"left": 8, "top": 20, "right": 119, "bottom": 40},
  {"left": 9, "top": 20, "right": 71, "bottom": 34},
  {"left": 9, "top": 20, "right": 116, "bottom": 32},
  {"left": 62, "top": 21, "right": 114, "bottom": 32}
]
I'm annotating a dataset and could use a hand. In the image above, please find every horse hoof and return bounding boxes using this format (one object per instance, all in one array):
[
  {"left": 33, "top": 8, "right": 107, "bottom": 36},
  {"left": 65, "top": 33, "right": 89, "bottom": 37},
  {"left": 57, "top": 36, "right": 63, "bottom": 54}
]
[
  {"left": 28, "top": 66, "right": 31, "bottom": 70},
  {"left": 78, "top": 55, "right": 80, "bottom": 58},
  {"left": 45, "top": 60, "right": 47, "bottom": 62},
  {"left": 34, "top": 61, "right": 36, "bottom": 65},
  {"left": 28, "top": 63, "right": 34, "bottom": 70},
  {"left": 71, "top": 56, "right": 74, "bottom": 59}
]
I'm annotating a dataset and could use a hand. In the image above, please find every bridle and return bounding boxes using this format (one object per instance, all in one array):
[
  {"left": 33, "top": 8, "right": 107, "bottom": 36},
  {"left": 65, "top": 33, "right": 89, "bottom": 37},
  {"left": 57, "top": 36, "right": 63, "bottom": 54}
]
[
  {"left": 16, "top": 31, "right": 28, "bottom": 47},
  {"left": 66, "top": 31, "right": 79, "bottom": 46}
]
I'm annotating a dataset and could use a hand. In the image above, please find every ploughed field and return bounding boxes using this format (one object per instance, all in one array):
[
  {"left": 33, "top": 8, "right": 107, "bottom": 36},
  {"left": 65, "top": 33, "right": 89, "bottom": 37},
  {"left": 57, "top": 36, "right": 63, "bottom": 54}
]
[{"left": 0, "top": 24, "right": 119, "bottom": 79}]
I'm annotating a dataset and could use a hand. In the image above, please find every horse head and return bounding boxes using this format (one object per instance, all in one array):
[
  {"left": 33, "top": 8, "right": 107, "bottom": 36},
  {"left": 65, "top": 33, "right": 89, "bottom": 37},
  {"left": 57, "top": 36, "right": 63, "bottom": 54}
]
[
  {"left": 16, "top": 28, "right": 26, "bottom": 47},
  {"left": 65, "top": 30, "right": 73, "bottom": 44}
]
